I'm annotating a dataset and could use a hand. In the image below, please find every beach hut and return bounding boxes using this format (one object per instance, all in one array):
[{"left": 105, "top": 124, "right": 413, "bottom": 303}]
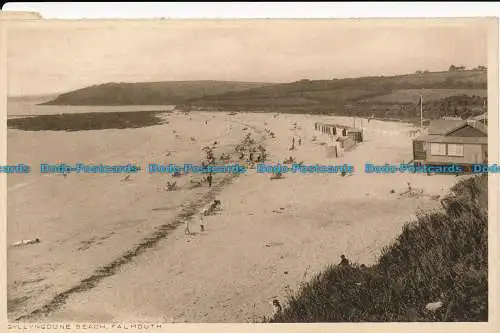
[
  {"left": 314, "top": 122, "right": 363, "bottom": 143},
  {"left": 347, "top": 128, "right": 363, "bottom": 142},
  {"left": 412, "top": 119, "right": 488, "bottom": 170}
]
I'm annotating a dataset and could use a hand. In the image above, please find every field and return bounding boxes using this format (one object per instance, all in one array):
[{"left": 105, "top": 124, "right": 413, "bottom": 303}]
[
  {"left": 7, "top": 102, "right": 469, "bottom": 322},
  {"left": 362, "top": 88, "right": 487, "bottom": 104},
  {"left": 186, "top": 70, "right": 486, "bottom": 113}
]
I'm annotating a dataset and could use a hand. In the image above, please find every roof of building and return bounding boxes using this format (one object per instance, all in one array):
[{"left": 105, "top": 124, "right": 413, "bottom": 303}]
[
  {"left": 472, "top": 112, "right": 487, "bottom": 121},
  {"left": 466, "top": 119, "right": 488, "bottom": 135},
  {"left": 424, "top": 118, "right": 488, "bottom": 137},
  {"left": 427, "top": 119, "right": 467, "bottom": 135},
  {"left": 315, "top": 122, "right": 352, "bottom": 129},
  {"left": 413, "top": 134, "right": 487, "bottom": 144},
  {"left": 441, "top": 116, "right": 463, "bottom": 121},
  {"left": 336, "top": 136, "right": 353, "bottom": 142}
]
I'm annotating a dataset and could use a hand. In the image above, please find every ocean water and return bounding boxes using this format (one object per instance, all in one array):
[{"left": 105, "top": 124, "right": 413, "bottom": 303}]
[{"left": 7, "top": 98, "right": 175, "bottom": 117}]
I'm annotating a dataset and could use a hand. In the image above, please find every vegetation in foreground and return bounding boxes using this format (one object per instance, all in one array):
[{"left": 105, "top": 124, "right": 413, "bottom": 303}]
[{"left": 267, "top": 175, "right": 487, "bottom": 322}]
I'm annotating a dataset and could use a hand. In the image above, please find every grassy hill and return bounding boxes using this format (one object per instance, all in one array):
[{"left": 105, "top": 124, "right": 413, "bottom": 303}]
[
  {"left": 187, "top": 70, "right": 487, "bottom": 121},
  {"left": 41, "top": 81, "right": 273, "bottom": 106},
  {"left": 267, "top": 174, "right": 488, "bottom": 322},
  {"left": 41, "top": 70, "right": 487, "bottom": 121}
]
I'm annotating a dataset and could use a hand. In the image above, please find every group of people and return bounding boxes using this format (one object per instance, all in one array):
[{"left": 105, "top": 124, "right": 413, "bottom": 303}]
[
  {"left": 201, "top": 142, "right": 219, "bottom": 188},
  {"left": 264, "top": 128, "right": 276, "bottom": 138},
  {"left": 202, "top": 144, "right": 216, "bottom": 166},
  {"left": 235, "top": 134, "right": 267, "bottom": 163},
  {"left": 290, "top": 136, "right": 302, "bottom": 151}
]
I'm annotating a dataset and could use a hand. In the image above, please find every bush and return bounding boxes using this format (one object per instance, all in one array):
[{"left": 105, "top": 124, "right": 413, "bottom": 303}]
[{"left": 268, "top": 175, "right": 488, "bottom": 322}]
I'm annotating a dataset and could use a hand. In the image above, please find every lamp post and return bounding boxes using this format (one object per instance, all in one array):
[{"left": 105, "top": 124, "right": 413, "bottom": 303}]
[
  {"left": 483, "top": 99, "right": 486, "bottom": 125},
  {"left": 419, "top": 94, "right": 423, "bottom": 131}
]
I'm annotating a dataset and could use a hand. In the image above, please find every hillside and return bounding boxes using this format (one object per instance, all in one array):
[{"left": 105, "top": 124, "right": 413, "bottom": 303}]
[
  {"left": 41, "top": 81, "right": 273, "bottom": 106},
  {"left": 41, "top": 70, "right": 488, "bottom": 121},
  {"left": 188, "top": 70, "right": 487, "bottom": 121},
  {"left": 267, "top": 175, "right": 488, "bottom": 322}
]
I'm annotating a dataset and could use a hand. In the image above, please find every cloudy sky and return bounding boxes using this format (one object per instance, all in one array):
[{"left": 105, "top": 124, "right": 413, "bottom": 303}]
[{"left": 6, "top": 18, "right": 492, "bottom": 96}]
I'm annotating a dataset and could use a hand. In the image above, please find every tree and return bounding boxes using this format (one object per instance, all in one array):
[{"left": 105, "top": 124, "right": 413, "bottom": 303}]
[{"left": 449, "top": 64, "right": 466, "bottom": 72}]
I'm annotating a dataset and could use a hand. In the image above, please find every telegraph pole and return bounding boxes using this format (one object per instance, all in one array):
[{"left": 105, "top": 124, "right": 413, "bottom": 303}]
[
  {"left": 420, "top": 94, "right": 423, "bottom": 130},
  {"left": 483, "top": 99, "right": 486, "bottom": 125}
]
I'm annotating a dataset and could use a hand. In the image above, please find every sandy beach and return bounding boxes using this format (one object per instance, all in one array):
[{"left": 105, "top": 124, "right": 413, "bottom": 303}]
[{"left": 7, "top": 109, "right": 462, "bottom": 322}]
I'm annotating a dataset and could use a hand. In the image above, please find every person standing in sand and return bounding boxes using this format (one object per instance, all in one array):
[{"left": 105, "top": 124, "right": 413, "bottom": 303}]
[
  {"left": 207, "top": 173, "right": 213, "bottom": 188},
  {"left": 200, "top": 214, "right": 206, "bottom": 232}
]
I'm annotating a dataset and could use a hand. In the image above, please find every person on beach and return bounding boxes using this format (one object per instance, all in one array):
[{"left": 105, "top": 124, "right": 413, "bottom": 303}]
[
  {"left": 200, "top": 214, "right": 205, "bottom": 232},
  {"left": 12, "top": 238, "right": 40, "bottom": 247},
  {"left": 272, "top": 299, "right": 282, "bottom": 316},
  {"left": 298, "top": 137, "right": 302, "bottom": 146},
  {"left": 207, "top": 173, "right": 213, "bottom": 188},
  {"left": 339, "top": 254, "right": 350, "bottom": 267}
]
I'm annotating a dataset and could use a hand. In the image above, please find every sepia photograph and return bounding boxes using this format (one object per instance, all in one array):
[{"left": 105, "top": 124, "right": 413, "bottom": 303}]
[{"left": 2, "top": 13, "right": 498, "bottom": 327}]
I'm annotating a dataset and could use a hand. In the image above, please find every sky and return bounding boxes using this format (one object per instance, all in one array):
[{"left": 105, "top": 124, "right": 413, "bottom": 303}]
[{"left": 5, "top": 18, "right": 492, "bottom": 96}]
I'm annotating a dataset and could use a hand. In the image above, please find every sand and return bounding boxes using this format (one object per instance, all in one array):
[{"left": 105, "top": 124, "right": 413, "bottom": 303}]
[{"left": 7, "top": 109, "right": 462, "bottom": 322}]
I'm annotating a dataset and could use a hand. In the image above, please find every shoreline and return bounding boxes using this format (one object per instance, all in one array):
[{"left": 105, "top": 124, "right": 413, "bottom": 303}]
[{"left": 10, "top": 117, "right": 270, "bottom": 322}]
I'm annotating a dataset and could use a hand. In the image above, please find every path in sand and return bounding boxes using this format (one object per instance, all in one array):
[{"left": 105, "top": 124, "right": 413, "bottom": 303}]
[{"left": 7, "top": 111, "right": 259, "bottom": 320}]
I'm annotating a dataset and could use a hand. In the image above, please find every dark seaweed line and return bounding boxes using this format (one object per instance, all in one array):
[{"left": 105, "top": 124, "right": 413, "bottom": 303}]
[
  {"left": 14, "top": 172, "right": 239, "bottom": 322},
  {"left": 14, "top": 173, "right": 238, "bottom": 322},
  {"left": 14, "top": 123, "right": 264, "bottom": 322}
]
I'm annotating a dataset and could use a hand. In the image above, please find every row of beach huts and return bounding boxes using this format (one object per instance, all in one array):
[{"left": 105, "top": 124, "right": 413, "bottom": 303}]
[
  {"left": 314, "top": 113, "right": 488, "bottom": 170},
  {"left": 314, "top": 122, "right": 363, "bottom": 157}
]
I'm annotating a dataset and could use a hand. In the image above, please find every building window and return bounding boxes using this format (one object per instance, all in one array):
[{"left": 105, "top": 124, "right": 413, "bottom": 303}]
[
  {"left": 447, "top": 144, "right": 464, "bottom": 157},
  {"left": 430, "top": 143, "right": 447, "bottom": 156}
]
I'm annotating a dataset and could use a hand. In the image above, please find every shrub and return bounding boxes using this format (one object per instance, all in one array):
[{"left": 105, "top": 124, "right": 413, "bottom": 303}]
[{"left": 268, "top": 175, "right": 488, "bottom": 322}]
